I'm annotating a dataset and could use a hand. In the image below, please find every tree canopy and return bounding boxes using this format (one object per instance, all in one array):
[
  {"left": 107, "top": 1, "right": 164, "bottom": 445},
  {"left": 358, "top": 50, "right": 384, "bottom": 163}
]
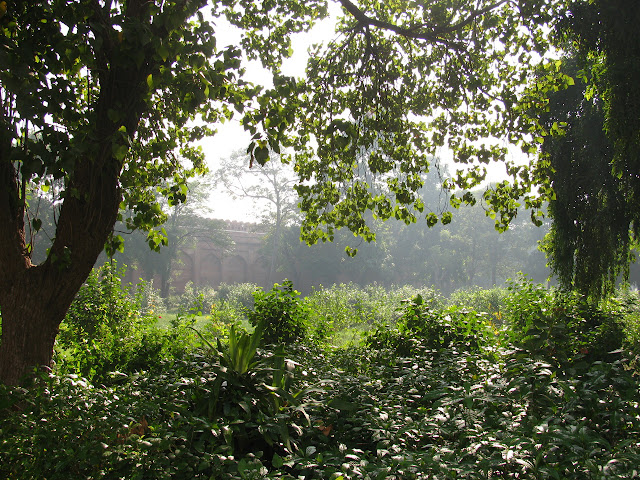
[
  {"left": 255, "top": 0, "right": 561, "bottom": 247},
  {"left": 1, "top": 0, "right": 638, "bottom": 383}
]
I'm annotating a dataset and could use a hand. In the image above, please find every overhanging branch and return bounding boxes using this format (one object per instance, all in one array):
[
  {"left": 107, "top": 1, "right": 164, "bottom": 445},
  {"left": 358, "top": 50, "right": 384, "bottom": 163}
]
[{"left": 337, "top": 0, "right": 508, "bottom": 48}]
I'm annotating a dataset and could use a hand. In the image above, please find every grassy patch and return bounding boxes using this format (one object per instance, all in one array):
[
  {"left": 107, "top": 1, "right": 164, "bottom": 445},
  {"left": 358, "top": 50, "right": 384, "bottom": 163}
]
[{"left": 153, "top": 312, "right": 210, "bottom": 330}]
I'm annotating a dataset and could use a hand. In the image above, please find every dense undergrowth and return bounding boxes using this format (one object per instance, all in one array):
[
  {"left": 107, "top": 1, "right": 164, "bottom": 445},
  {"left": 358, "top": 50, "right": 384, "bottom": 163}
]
[{"left": 1, "top": 265, "right": 640, "bottom": 479}]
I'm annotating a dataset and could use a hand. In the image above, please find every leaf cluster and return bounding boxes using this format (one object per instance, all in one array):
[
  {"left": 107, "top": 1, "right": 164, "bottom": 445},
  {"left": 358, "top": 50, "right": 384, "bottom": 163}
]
[
  {"left": 247, "top": 280, "right": 309, "bottom": 345},
  {"left": 56, "top": 261, "right": 170, "bottom": 383}
]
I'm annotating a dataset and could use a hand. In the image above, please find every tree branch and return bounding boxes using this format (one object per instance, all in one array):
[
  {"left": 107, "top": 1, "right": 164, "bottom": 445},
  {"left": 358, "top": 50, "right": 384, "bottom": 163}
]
[{"left": 337, "top": 0, "right": 507, "bottom": 48}]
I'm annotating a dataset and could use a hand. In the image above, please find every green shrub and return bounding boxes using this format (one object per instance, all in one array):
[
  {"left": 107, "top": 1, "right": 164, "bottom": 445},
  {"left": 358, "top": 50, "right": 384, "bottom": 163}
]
[
  {"left": 60, "top": 261, "right": 139, "bottom": 338},
  {"left": 306, "top": 283, "right": 384, "bottom": 332},
  {"left": 207, "top": 283, "right": 260, "bottom": 327},
  {"left": 448, "top": 286, "right": 508, "bottom": 325},
  {"left": 365, "top": 294, "right": 498, "bottom": 356},
  {"left": 306, "top": 283, "right": 442, "bottom": 342},
  {"left": 386, "top": 284, "right": 444, "bottom": 311},
  {"left": 503, "top": 277, "right": 626, "bottom": 368},
  {"left": 612, "top": 288, "right": 640, "bottom": 363},
  {"left": 363, "top": 324, "right": 423, "bottom": 357},
  {"left": 3, "top": 308, "right": 640, "bottom": 480},
  {"left": 134, "top": 279, "right": 165, "bottom": 315},
  {"left": 171, "top": 281, "right": 218, "bottom": 315},
  {"left": 247, "top": 280, "right": 308, "bottom": 345},
  {"left": 217, "top": 282, "right": 259, "bottom": 309},
  {"left": 55, "top": 262, "right": 169, "bottom": 382}
]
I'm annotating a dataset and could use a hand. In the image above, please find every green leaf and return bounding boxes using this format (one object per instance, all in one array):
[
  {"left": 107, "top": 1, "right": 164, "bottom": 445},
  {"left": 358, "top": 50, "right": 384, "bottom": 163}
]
[
  {"left": 113, "top": 144, "right": 129, "bottom": 161},
  {"left": 426, "top": 212, "right": 439, "bottom": 227},
  {"left": 158, "top": 44, "right": 170, "bottom": 62},
  {"left": 272, "top": 453, "right": 284, "bottom": 468},
  {"left": 328, "top": 398, "right": 358, "bottom": 411}
]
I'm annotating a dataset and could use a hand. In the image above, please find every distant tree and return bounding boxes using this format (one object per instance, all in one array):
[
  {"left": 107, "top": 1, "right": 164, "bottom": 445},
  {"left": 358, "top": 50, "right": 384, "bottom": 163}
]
[
  {"left": 278, "top": 220, "right": 390, "bottom": 291},
  {"left": 380, "top": 186, "right": 550, "bottom": 292},
  {"left": 213, "top": 150, "right": 299, "bottom": 284}
]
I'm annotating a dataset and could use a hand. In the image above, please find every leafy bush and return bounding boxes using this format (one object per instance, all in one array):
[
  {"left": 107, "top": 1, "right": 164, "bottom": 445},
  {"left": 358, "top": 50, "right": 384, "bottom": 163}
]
[
  {"left": 3, "top": 302, "right": 640, "bottom": 479},
  {"left": 503, "top": 277, "right": 626, "bottom": 368},
  {"left": 366, "top": 294, "right": 499, "bottom": 355},
  {"left": 208, "top": 283, "right": 260, "bottom": 327},
  {"left": 134, "top": 279, "right": 165, "bottom": 315},
  {"left": 247, "top": 280, "right": 309, "bottom": 345},
  {"left": 171, "top": 281, "right": 218, "bottom": 315},
  {"left": 55, "top": 262, "right": 169, "bottom": 382},
  {"left": 217, "top": 282, "right": 259, "bottom": 309},
  {"left": 5, "top": 279, "right": 640, "bottom": 479},
  {"left": 60, "top": 261, "right": 139, "bottom": 337},
  {"left": 306, "top": 283, "right": 442, "bottom": 343},
  {"left": 448, "top": 285, "right": 508, "bottom": 325},
  {"left": 362, "top": 324, "right": 424, "bottom": 357},
  {"left": 612, "top": 288, "right": 640, "bottom": 363}
]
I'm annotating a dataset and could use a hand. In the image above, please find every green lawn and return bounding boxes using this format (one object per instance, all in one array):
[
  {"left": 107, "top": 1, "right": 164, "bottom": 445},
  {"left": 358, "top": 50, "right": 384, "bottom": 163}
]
[{"left": 153, "top": 312, "right": 210, "bottom": 330}]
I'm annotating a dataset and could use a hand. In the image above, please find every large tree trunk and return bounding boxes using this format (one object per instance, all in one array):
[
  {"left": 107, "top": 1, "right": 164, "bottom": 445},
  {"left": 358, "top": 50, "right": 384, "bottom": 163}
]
[
  {"left": 0, "top": 295, "right": 60, "bottom": 385},
  {"left": 0, "top": 141, "right": 123, "bottom": 385},
  {"left": 0, "top": 268, "right": 83, "bottom": 385},
  {"left": 0, "top": 159, "right": 122, "bottom": 384},
  {"left": 0, "top": 0, "right": 179, "bottom": 385},
  {"left": 0, "top": 203, "right": 121, "bottom": 384}
]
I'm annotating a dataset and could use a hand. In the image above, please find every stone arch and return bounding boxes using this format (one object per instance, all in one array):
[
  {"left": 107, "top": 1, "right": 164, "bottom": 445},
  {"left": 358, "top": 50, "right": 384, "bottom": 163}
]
[
  {"left": 200, "top": 254, "right": 222, "bottom": 288},
  {"left": 226, "top": 255, "right": 248, "bottom": 284}
]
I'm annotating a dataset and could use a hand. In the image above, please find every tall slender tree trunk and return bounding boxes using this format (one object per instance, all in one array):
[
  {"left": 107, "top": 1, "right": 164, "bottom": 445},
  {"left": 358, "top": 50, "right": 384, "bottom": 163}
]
[{"left": 268, "top": 207, "right": 282, "bottom": 287}]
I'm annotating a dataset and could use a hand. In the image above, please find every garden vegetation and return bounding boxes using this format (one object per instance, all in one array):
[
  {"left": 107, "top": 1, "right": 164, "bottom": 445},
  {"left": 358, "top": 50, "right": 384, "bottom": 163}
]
[{"left": 2, "top": 265, "right": 639, "bottom": 479}]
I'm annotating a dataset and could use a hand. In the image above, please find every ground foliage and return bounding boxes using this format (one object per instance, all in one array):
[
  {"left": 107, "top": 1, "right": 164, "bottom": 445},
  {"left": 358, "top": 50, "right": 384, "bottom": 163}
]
[{"left": 2, "top": 278, "right": 640, "bottom": 479}]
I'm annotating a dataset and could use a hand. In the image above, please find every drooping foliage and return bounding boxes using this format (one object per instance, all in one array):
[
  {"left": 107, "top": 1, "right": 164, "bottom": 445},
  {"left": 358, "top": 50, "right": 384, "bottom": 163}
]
[
  {"left": 538, "top": 56, "right": 632, "bottom": 298},
  {"left": 535, "top": 0, "right": 640, "bottom": 298},
  {"left": 562, "top": 0, "right": 640, "bottom": 190},
  {"left": 247, "top": 0, "right": 564, "bottom": 248}
]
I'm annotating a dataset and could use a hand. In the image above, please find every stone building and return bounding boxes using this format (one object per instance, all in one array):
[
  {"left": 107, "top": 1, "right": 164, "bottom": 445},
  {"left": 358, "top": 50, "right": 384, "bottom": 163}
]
[
  {"left": 170, "top": 220, "right": 272, "bottom": 292},
  {"left": 121, "top": 220, "right": 299, "bottom": 294}
]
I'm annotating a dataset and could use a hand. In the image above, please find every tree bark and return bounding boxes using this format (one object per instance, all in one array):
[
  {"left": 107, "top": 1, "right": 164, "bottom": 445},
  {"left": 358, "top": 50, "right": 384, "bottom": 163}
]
[
  {"left": 0, "top": 147, "right": 122, "bottom": 385},
  {"left": 0, "top": 89, "right": 135, "bottom": 385},
  {"left": 0, "top": 268, "right": 78, "bottom": 385}
]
